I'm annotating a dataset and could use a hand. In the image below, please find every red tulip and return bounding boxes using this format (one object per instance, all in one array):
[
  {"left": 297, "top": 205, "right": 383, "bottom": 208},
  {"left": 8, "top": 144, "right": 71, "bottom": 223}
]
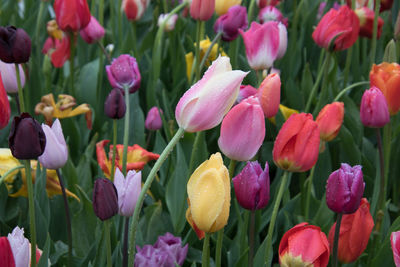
[
  {"left": 190, "top": 0, "right": 215, "bottom": 21},
  {"left": 42, "top": 35, "right": 71, "bottom": 68},
  {"left": 315, "top": 102, "right": 344, "bottom": 142},
  {"left": 54, "top": 0, "right": 91, "bottom": 32},
  {"left": 355, "top": 7, "right": 384, "bottom": 39},
  {"left": 0, "top": 74, "right": 10, "bottom": 130},
  {"left": 122, "top": 0, "right": 150, "bottom": 21},
  {"left": 0, "top": 237, "right": 15, "bottom": 267}
]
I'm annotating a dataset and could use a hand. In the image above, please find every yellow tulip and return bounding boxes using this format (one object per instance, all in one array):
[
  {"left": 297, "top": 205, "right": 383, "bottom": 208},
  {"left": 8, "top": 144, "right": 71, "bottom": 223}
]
[
  {"left": 268, "top": 104, "right": 299, "bottom": 125},
  {"left": 215, "top": 0, "right": 242, "bottom": 15},
  {"left": 186, "top": 153, "right": 230, "bottom": 239},
  {"left": 0, "top": 148, "right": 21, "bottom": 190}
]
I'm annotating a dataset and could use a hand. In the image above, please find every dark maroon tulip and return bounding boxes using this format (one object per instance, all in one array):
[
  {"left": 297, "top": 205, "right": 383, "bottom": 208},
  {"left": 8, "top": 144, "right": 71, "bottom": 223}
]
[
  {"left": 8, "top": 113, "right": 46, "bottom": 160},
  {"left": 93, "top": 178, "right": 118, "bottom": 221},
  {"left": 232, "top": 161, "right": 270, "bottom": 210},
  {"left": 326, "top": 163, "right": 364, "bottom": 214},
  {"left": 104, "top": 88, "right": 126, "bottom": 119},
  {"left": 214, "top": 5, "right": 248, "bottom": 42},
  {"left": 0, "top": 26, "right": 31, "bottom": 63}
]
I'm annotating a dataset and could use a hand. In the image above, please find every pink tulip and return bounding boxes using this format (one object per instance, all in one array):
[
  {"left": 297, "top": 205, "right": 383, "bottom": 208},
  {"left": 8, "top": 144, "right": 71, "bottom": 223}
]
[
  {"left": 218, "top": 96, "right": 265, "bottom": 161},
  {"left": 145, "top": 107, "right": 163, "bottom": 131},
  {"left": 236, "top": 85, "right": 258, "bottom": 104},
  {"left": 360, "top": 86, "right": 390, "bottom": 128},
  {"left": 259, "top": 5, "right": 288, "bottom": 26},
  {"left": 158, "top": 13, "right": 178, "bottom": 32},
  {"left": 257, "top": 73, "right": 281, "bottom": 118},
  {"left": 0, "top": 61, "right": 25, "bottom": 93},
  {"left": 175, "top": 56, "right": 247, "bottom": 132},
  {"left": 80, "top": 16, "right": 105, "bottom": 44},
  {"left": 190, "top": 0, "right": 215, "bottom": 21},
  {"left": 391, "top": 231, "right": 400, "bottom": 266}
]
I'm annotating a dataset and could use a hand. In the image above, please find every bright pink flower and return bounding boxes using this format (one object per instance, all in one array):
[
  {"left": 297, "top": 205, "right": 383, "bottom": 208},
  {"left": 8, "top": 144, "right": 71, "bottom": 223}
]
[
  {"left": 236, "top": 85, "right": 258, "bottom": 103},
  {"left": 42, "top": 36, "right": 71, "bottom": 68},
  {"left": 259, "top": 5, "right": 288, "bottom": 26},
  {"left": 391, "top": 231, "right": 400, "bottom": 266},
  {"left": 360, "top": 86, "right": 390, "bottom": 128},
  {"left": 122, "top": 0, "right": 150, "bottom": 21},
  {"left": 0, "top": 74, "right": 10, "bottom": 130},
  {"left": 145, "top": 107, "right": 163, "bottom": 131},
  {"left": 80, "top": 16, "right": 105, "bottom": 44},
  {"left": 257, "top": 73, "right": 281, "bottom": 118},
  {"left": 54, "top": 0, "right": 91, "bottom": 32},
  {"left": 355, "top": 7, "right": 384, "bottom": 39},
  {"left": 218, "top": 96, "right": 265, "bottom": 161},
  {"left": 190, "top": 0, "right": 215, "bottom": 21}
]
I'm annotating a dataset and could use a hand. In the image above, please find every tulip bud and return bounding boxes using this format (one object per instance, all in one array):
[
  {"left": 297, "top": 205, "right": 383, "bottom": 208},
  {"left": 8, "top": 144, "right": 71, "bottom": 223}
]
[
  {"left": 122, "top": 0, "right": 150, "bottom": 21},
  {"left": 273, "top": 113, "right": 320, "bottom": 172},
  {"left": 157, "top": 14, "right": 178, "bottom": 32},
  {"left": 279, "top": 223, "right": 330, "bottom": 267},
  {"left": 175, "top": 56, "right": 247, "bottom": 132},
  {"left": 92, "top": 178, "right": 119, "bottom": 221},
  {"left": 104, "top": 88, "right": 126, "bottom": 119},
  {"left": 328, "top": 198, "right": 374, "bottom": 263},
  {"left": 190, "top": 0, "right": 215, "bottom": 21},
  {"left": 215, "top": 0, "right": 241, "bottom": 15},
  {"left": 315, "top": 102, "right": 344, "bottom": 142},
  {"left": 80, "top": 16, "right": 105, "bottom": 44},
  {"left": 257, "top": 73, "right": 281, "bottom": 118},
  {"left": 54, "top": 0, "right": 91, "bottom": 32},
  {"left": 8, "top": 113, "right": 46, "bottom": 160},
  {"left": 38, "top": 119, "right": 68, "bottom": 169},
  {"left": 360, "top": 86, "right": 390, "bottom": 128},
  {"left": 0, "top": 61, "right": 25, "bottom": 93},
  {"left": 355, "top": 7, "right": 384, "bottom": 39},
  {"left": 213, "top": 5, "right": 248, "bottom": 42},
  {"left": 236, "top": 85, "right": 257, "bottom": 104},
  {"left": 326, "top": 163, "right": 364, "bottom": 214},
  {"left": 391, "top": 231, "right": 400, "bottom": 266},
  {"left": 233, "top": 161, "right": 270, "bottom": 210},
  {"left": 145, "top": 107, "right": 163, "bottom": 131},
  {"left": 0, "top": 75, "right": 10, "bottom": 130},
  {"left": 106, "top": 54, "right": 141, "bottom": 94},
  {"left": 259, "top": 5, "right": 288, "bottom": 26},
  {"left": 0, "top": 237, "right": 15, "bottom": 266},
  {"left": 0, "top": 26, "right": 31, "bottom": 64},
  {"left": 113, "top": 168, "right": 141, "bottom": 217},
  {"left": 218, "top": 96, "right": 265, "bottom": 161}
]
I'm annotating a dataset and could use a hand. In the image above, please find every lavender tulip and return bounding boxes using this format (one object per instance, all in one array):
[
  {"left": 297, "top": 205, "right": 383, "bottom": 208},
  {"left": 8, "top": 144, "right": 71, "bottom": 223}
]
[
  {"left": 214, "top": 5, "right": 248, "bottom": 42},
  {"left": 113, "top": 168, "right": 141, "bottom": 217},
  {"left": 0, "top": 60, "right": 25, "bottom": 93},
  {"left": 106, "top": 54, "right": 141, "bottom": 94},
  {"left": 7, "top": 226, "right": 29, "bottom": 267}
]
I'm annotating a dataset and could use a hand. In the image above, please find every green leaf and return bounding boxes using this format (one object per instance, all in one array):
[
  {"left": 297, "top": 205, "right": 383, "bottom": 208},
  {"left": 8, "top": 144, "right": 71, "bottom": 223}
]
[{"left": 37, "top": 234, "right": 51, "bottom": 267}]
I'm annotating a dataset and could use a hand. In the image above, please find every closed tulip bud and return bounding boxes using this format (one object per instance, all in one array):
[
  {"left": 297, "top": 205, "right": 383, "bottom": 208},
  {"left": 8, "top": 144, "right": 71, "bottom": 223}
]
[
  {"left": 0, "top": 75, "right": 10, "bottom": 130},
  {"left": 104, "top": 88, "right": 126, "bottom": 119},
  {"left": 175, "top": 56, "right": 247, "bottom": 132},
  {"left": 218, "top": 96, "right": 265, "bottom": 161},
  {"left": 80, "top": 16, "right": 105, "bottom": 44},
  {"left": 54, "top": 0, "right": 91, "bottom": 32},
  {"left": 106, "top": 54, "right": 141, "bottom": 94},
  {"left": 190, "top": 0, "right": 215, "bottom": 21},
  {"left": 370, "top": 63, "right": 400, "bottom": 115},
  {"left": 0, "top": 237, "right": 15, "bottom": 267},
  {"left": 113, "top": 168, "right": 141, "bottom": 217},
  {"left": 186, "top": 153, "right": 230, "bottom": 238},
  {"left": 257, "top": 73, "right": 281, "bottom": 118},
  {"left": 145, "top": 107, "right": 163, "bottom": 130},
  {"left": 122, "top": 0, "right": 150, "bottom": 21},
  {"left": 328, "top": 198, "right": 374, "bottom": 263},
  {"left": 315, "top": 102, "right": 344, "bottom": 142},
  {"left": 157, "top": 14, "right": 178, "bottom": 32},
  {"left": 0, "top": 26, "right": 31, "bottom": 64},
  {"left": 214, "top": 5, "right": 248, "bottom": 42},
  {"left": 259, "top": 5, "right": 288, "bottom": 26},
  {"left": 236, "top": 85, "right": 257, "bottom": 104},
  {"left": 391, "top": 231, "right": 400, "bottom": 266},
  {"left": 93, "top": 178, "right": 119, "bottom": 221},
  {"left": 312, "top": 6, "right": 360, "bottom": 51},
  {"left": 233, "top": 161, "right": 270, "bottom": 210},
  {"left": 355, "top": 7, "right": 384, "bottom": 39},
  {"left": 360, "top": 86, "right": 390, "bottom": 128},
  {"left": 215, "top": 0, "right": 241, "bottom": 15},
  {"left": 273, "top": 113, "right": 320, "bottom": 172},
  {"left": 0, "top": 61, "right": 25, "bottom": 93},
  {"left": 279, "top": 223, "right": 330, "bottom": 267},
  {"left": 8, "top": 113, "right": 46, "bottom": 160},
  {"left": 38, "top": 119, "right": 68, "bottom": 169},
  {"left": 326, "top": 163, "right": 364, "bottom": 214}
]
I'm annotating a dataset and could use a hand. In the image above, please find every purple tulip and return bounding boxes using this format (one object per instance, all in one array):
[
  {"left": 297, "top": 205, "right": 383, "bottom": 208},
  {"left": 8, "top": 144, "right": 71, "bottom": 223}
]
[
  {"left": 113, "top": 168, "right": 141, "bottom": 217},
  {"left": 360, "top": 86, "right": 390, "bottom": 128},
  {"left": 106, "top": 54, "right": 141, "bottom": 94},
  {"left": 0, "top": 26, "right": 31, "bottom": 63},
  {"left": 145, "top": 107, "right": 163, "bottom": 131},
  {"left": 93, "top": 178, "right": 119, "bottom": 221},
  {"left": 214, "top": 5, "right": 248, "bottom": 42},
  {"left": 326, "top": 163, "right": 365, "bottom": 214},
  {"left": 104, "top": 88, "right": 126, "bottom": 119},
  {"left": 233, "top": 161, "right": 270, "bottom": 210}
]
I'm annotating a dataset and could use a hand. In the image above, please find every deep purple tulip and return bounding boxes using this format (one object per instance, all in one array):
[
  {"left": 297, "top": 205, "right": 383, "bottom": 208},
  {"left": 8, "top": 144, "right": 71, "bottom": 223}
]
[
  {"left": 0, "top": 26, "right": 31, "bottom": 63},
  {"left": 106, "top": 54, "right": 141, "bottom": 94},
  {"left": 92, "top": 178, "right": 119, "bottom": 221},
  {"left": 104, "top": 88, "right": 126, "bottom": 119},
  {"left": 232, "top": 161, "right": 270, "bottom": 210},
  {"left": 360, "top": 86, "right": 390, "bottom": 128},
  {"left": 8, "top": 113, "right": 46, "bottom": 160},
  {"left": 326, "top": 163, "right": 364, "bottom": 214},
  {"left": 214, "top": 5, "right": 248, "bottom": 42}
]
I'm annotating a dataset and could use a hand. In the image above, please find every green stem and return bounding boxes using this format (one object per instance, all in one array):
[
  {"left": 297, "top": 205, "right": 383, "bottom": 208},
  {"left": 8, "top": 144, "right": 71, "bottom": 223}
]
[
  {"left": 34, "top": 1, "right": 45, "bottom": 54},
  {"left": 228, "top": 159, "right": 236, "bottom": 178},
  {"left": 313, "top": 52, "right": 333, "bottom": 115},
  {"left": 111, "top": 119, "right": 118, "bottom": 181},
  {"left": 127, "top": 127, "right": 185, "bottom": 266},
  {"left": 256, "top": 70, "right": 264, "bottom": 87},
  {"left": 15, "top": 64, "right": 25, "bottom": 113},
  {"left": 199, "top": 32, "right": 222, "bottom": 73},
  {"left": 202, "top": 233, "right": 210, "bottom": 267},
  {"left": 105, "top": 220, "right": 112, "bottom": 267},
  {"left": 123, "top": 217, "right": 130, "bottom": 267},
  {"left": 188, "top": 131, "right": 204, "bottom": 174},
  {"left": 332, "top": 213, "right": 343, "bottom": 267},
  {"left": 248, "top": 210, "right": 256, "bottom": 267},
  {"left": 69, "top": 33, "right": 76, "bottom": 97},
  {"left": 381, "top": 123, "right": 391, "bottom": 212},
  {"left": 343, "top": 46, "right": 353, "bottom": 86},
  {"left": 376, "top": 128, "right": 385, "bottom": 218},
  {"left": 195, "top": 21, "right": 204, "bottom": 81},
  {"left": 304, "top": 165, "right": 316, "bottom": 221},
  {"left": 0, "top": 165, "right": 24, "bottom": 185},
  {"left": 25, "top": 160, "right": 36, "bottom": 267},
  {"left": 248, "top": 0, "right": 257, "bottom": 22},
  {"left": 333, "top": 81, "right": 370, "bottom": 102},
  {"left": 130, "top": 22, "right": 138, "bottom": 56},
  {"left": 118, "top": 0, "right": 123, "bottom": 47},
  {"left": 121, "top": 85, "right": 130, "bottom": 175},
  {"left": 215, "top": 229, "right": 224, "bottom": 267},
  {"left": 229, "top": 38, "right": 239, "bottom": 69},
  {"left": 370, "top": 0, "right": 381, "bottom": 67},
  {"left": 264, "top": 171, "right": 289, "bottom": 267}
]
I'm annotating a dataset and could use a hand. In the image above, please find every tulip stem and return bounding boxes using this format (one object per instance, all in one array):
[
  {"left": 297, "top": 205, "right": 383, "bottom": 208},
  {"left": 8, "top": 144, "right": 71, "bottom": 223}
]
[
  {"left": 111, "top": 119, "right": 118, "bottom": 181},
  {"left": 105, "top": 220, "right": 112, "bottom": 267},
  {"left": 128, "top": 127, "right": 185, "bottom": 266},
  {"left": 69, "top": 33, "right": 76, "bottom": 97},
  {"left": 229, "top": 37, "right": 239, "bottom": 69},
  {"left": 370, "top": 0, "right": 381, "bottom": 67},
  {"left": 24, "top": 160, "right": 37, "bottom": 267},
  {"left": 199, "top": 32, "right": 222, "bottom": 74},
  {"left": 123, "top": 217, "right": 130, "bottom": 267},
  {"left": 332, "top": 213, "right": 343, "bottom": 267},
  {"left": 248, "top": 0, "right": 257, "bottom": 22},
  {"left": 343, "top": 46, "right": 353, "bottom": 87},
  {"left": 333, "top": 81, "right": 370, "bottom": 102},
  {"left": 376, "top": 128, "right": 385, "bottom": 219},
  {"left": 215, "top": 229, "right": 224, "bottom": 267},
  {"left": 249, "top": 210, "right": 256, "bottom": 267},
  {"left": 130, "top": 22, "right": 138, "bottom": 56},
  {"left": 264, "top": 171, "right": 289, "bottom": 267},
  {"left": 15, "top": 63, "right": 25, "bottom": 113},
  {"left": 121, "top": 85, "right": 130, "bottom": 175},
  {"left": 304, "top": 165, "right": 316, "bottom": 221},
  {"left": 118, "top": 0, "right": 123, "bottom": 47},
  {"left": 195, "top": 21, "right": 204, "bottom": 81},
  {"left": 202, "top": 233, "right": 211, "bottom": 267}
]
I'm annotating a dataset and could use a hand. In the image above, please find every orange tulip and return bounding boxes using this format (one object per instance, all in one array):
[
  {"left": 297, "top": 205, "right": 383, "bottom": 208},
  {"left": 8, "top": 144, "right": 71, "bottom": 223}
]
[{"left": 315, "top": 102, "right": 344, "bottom": 142}]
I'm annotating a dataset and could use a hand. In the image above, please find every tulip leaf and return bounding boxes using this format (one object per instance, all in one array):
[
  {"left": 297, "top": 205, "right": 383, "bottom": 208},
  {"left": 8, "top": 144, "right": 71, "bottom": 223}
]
[
  {"left": 338, "top": 125, "right": 361, "bottom": 165},
  {"left": 37, "top": 234, "right": 51, "bottom": 267},
  {"left": 34, "top": 164, "right": 50, "bottom": 247},
  {"left": 77, "top": 59, "right": 99, "bottom": 108}
]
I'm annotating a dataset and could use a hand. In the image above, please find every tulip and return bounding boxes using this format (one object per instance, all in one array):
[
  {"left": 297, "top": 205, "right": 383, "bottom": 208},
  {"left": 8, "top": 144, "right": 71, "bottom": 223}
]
[
  {"left": 8, "top": 113, "right": 46, "bottom": 160},
  {"left": 0, "top": 74, "right": 10, "bottom": 130},
  {"left": 259, "top": 5, "right": 288, "bottom": 26},
  {"left": 190, "top": 0, "right": 215, "bottom": 21},
  {"left": 145, "top": 107, "right": 163, "bottom": 131},
  {"left": 214, "top": 5, "right": 248, "bottom": 42},
  {"left": 42, "top": 35, "right": 71, "bottom": 68},
  {"left": 0, "top": 61, "right": 25, "bottom": 93},
  {"left": 93, "top": 178, "right": 119, "bottom": 221},
  {"left": 54, "top": 0, "right": 91, "bottom": 32},
  {"left": 186, "top": 153, "right": 230, "bottom": 238},
  {"left": 0, "top": 237, "right": 15, "bottom": 267},
  {"left": 175, "top": 56, "right": 247, "bottom": 132},
  {"left": 122, "top": 0, "right": 150, "bottom": 21},
  {"left": 218, "top": 96, "right": 265, "bottom": 161},
  {"left": 276, "top": 23, "right": 288, "bottom": 59},
  {"left": 113, "top": 168, "right": 141, "bottom": 217},
  {"left": 257, "top": 73, "right": 281, "bottom": 118},
  {"left": 360, "top": 86, "right": 390, "bottom": 128},
  {"left": 391, "top": 231, "right": 400, "bottom": 266},
  {"left": 215, "top": 0, "right": 241, "bottom": 15},
  {"left": 106, "top": 54, "right": 141, "bottom": 94},
  {"left": 279, "top": 223, "right": 330, "bottom": 267},
  {"left": 355, "top": 7, "right": 384, "bottom": 39},
  {"left": 7, "top": 226, "right": 30, "bottom": 267},
  {"left": 346, "top": 0, "right": 393, "bottom": 12},
  {"left": 236, "top": 84, "right": 258, "bottom": 103},
  {"left": 370, "top": 62, "right": 400, "bottom": 115},
  {"left": 315, "top": 102, "right": 344, "bottom": 142},
  {"left": 326, "top": 163, "right": 364, "bottom": 214},
  {"left": 328, "top": 198, "right": 374, "bottom": 263},
  {"left": 380, "top": 0, "right": 394, "bottom": 12},
  {"left": 273, "top": 113, "right": 320, "bottom": 172},
  {"left": 157, "top": 13, "right": 178, "bottom": 32},
  {"left": 312, "top": 5, "right": 360, "bottom": 51},
  {"left": 38, "top": 119, "right": 68, "bottom": 169},
  {"left": 232, "top": 161, "right": 270, "bottom": 210},
  {"left": 257, "top": 0, "right": 280, "bottom": 8},
  {"left": 80, "top": 16, "right": 105, "bottom": 44},
  {"left": 0, "top": 26, "right": 31, "bottom": 64},
  {"left": 104, "top": 88, "right": 126, "bottom": 119}
]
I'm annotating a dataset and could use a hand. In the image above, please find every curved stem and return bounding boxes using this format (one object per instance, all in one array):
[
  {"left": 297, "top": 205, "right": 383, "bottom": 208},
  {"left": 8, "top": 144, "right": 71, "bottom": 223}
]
[
  {"left": 15, "top": 64, "right": 25, "bottom": 113},
  {"left": 376, "top": 128, "right": 385, "bottom": 218},
  {"left": 333, "top": 81, "right": 369, "bottom": 102},
  {"left": 202, "top": 233, "right": 210, "bottom": 267},
  {"left": 332, "top": 213, "right": 343, "bottom": 267},
  {"left": 121, "top": 85, "right": 130, "bottom": 175},
  {"left": 199, "top": 32, "right": 222, "bottom": 73},
  {"left": 128, "top": 127, "right": 185, "bottom": 266},
  {"left": 304, "top": 165, "right": 316, "bottom": 221},
  {"left": 105, "top": 220, "right": 112, "bottom": 267},
  {"left": 111, "top": 120, "right": 118, "bottom": 181},
  {"left": 370, "top": 0, "right": 381, "bottom": 67},
  {"left": 25, "top": 160, "right": 36, "bottom": 267}
]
